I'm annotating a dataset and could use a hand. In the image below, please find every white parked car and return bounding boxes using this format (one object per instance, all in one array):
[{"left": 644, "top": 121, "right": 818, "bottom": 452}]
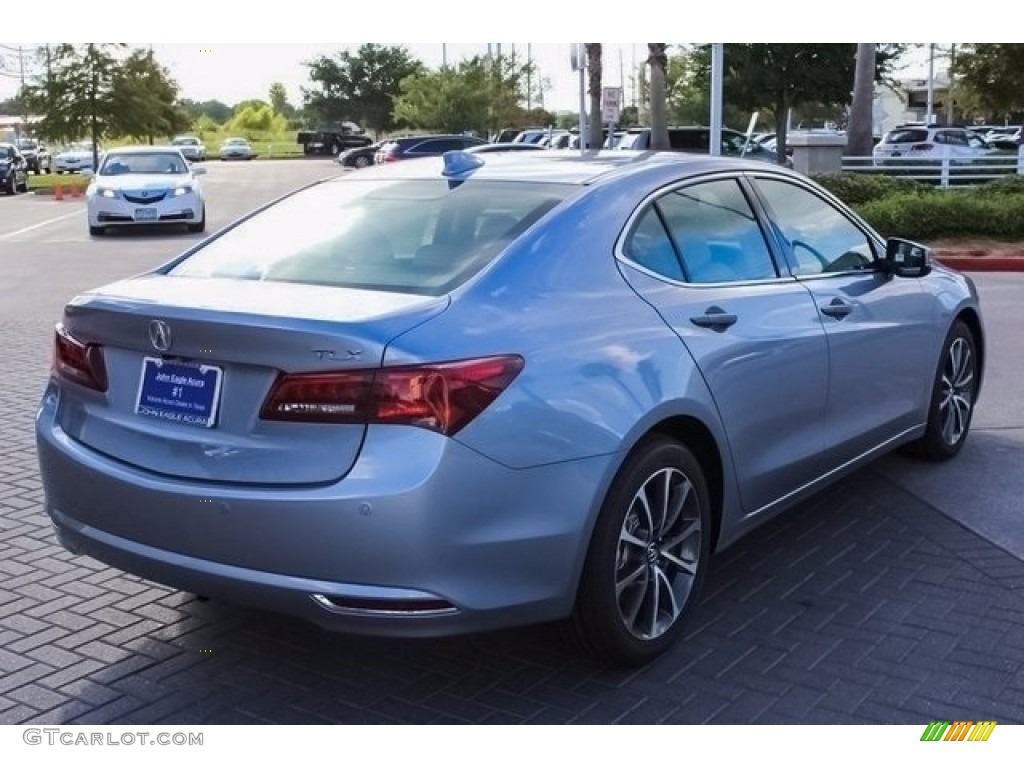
[
  {"left": 219, "top": 137, "right": 254, "bottom": 160},
  {"left": 873, "top": 125, "right": 994, "bottom": 164},
  {"left": 54, "top": 143, "right": 103, "bottom": 174},
  {"left": 171, "top": 135, "right": 207, "bottom": 162},
  {"left": 84, "top": 147, "right": 207, "bottom": 236}
]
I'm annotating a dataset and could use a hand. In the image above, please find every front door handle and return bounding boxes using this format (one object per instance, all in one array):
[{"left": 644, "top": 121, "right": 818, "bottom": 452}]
[
  {"left": 820, "top": 298, "right": 853, "bottom": 319},
  {"left": 690, "top": 306, "right": 738, "bottom": 330}
]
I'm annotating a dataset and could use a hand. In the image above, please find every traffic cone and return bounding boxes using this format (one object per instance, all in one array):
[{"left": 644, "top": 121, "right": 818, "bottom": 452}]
[
  {"left": 70, "top": 182, "right": 80, "bottom": 198},
  {"left": 54, "top": 184, "right": 63, "bottom": 201}
]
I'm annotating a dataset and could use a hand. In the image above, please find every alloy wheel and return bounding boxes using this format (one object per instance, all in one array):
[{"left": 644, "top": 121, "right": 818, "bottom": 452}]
[
  {"left": 939, "top": 336, "right": 975, "bottom": 447},
  {"left": 615, "top": 466, "right": 702, "bottom": 641}
]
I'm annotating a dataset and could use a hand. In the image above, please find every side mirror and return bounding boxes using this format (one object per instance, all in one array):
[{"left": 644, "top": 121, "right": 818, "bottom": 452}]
[{"left": 882, "top": 237, "right": 932, "bottom": 278}]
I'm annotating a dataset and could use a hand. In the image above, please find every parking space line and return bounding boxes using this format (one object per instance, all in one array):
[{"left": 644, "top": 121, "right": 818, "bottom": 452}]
[{"left": 0, "top": 210, "right": 83, "bottom": 240}]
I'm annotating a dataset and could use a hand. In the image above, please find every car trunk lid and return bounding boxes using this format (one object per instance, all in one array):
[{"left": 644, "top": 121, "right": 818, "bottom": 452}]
[{"left": 55, "top": 274, "right": 449, "bottom": 486}]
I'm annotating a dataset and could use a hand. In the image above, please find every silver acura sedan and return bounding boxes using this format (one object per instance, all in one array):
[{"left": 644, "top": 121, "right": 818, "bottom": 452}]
[{"left": 36, "top": 150, "right": 984, "bottom": 666}]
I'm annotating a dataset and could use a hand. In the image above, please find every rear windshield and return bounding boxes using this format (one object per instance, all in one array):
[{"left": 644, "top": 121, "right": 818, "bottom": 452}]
[
  {"left": 167, "top": 178, "right": 577, "bottom": 295},
  {"left": 883, "top": 129, "right": 929, "bottom": 144}
]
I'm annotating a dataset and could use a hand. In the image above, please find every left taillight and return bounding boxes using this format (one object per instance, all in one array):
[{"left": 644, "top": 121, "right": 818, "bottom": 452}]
[
  {"left": 260, "top": 355, "right": 525, "bottom": 437},
  {"left": 53, "top": 323, "right": 108, "bottom": 392}
]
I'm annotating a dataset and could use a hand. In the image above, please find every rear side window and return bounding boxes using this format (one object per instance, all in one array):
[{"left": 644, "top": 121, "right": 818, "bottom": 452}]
[
  {"left": 167, "top": 179, "right": 576, "bottom": 295},
  {"left": 623, "top": 207, "right": 684, "bottom": 281},
  {"left": 883, "top": 129, "right": 929, "bottom": 144},
  {"left": 656, "top": 179, "right": 778, "bottom": 283}
]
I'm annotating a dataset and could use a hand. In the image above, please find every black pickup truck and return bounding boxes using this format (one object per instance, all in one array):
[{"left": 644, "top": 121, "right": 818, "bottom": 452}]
[{"left": 296, "top": 124, "right": 373, "bottom": 156}]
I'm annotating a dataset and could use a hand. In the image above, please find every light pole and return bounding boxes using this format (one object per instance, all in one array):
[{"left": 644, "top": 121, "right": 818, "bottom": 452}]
[
  {"left": 926, "top": 43, "right": 935, "bottom": 124},
  {"left": 709, "top": 44, "right": 724, "bottom": 156}
]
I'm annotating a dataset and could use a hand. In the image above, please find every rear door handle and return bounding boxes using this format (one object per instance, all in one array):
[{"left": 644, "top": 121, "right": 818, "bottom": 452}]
[
  {"left": 820, "top": 298, "right": 853, "bottom": 319},
  {"left": 690, "top": 306, "right": 738, "bottom": 330}
]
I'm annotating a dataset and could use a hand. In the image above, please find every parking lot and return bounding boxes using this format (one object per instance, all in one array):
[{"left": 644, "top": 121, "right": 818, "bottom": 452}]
[{"left": 2, "top": 159, "right": 1024, "bottom": 725}]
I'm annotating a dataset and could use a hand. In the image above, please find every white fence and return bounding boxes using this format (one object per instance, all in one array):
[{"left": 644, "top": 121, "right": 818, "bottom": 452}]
[{"left": 839, "top": 153, "right": 1023, "bottom": 187}]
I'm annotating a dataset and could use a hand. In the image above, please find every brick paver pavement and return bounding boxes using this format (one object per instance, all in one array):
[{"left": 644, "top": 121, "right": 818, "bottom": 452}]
[{"left": 4, "top": 318, "right": 1024, "bottom": 725}]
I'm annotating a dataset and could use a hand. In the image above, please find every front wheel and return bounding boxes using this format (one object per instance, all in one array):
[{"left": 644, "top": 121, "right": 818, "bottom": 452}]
[
  {"left": 904, "top": 319, "right": 978, "bottom": 461},
  {"left": 187, "top": 208, "right": 206, "bottom": 234},
  {"left": 569, "top": 436, "right": 711, "bottom": 666}
]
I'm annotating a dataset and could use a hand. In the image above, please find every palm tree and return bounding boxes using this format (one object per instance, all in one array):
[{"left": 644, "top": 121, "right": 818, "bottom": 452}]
[
  {"left": 585, "top": 44, "right": 603, "bottom": 149},
  {"left": 846, "top": 43, "right": 876, "bottom": 157},
  {"left": 648, "top": 44, "right": 669, "bottom": 150}
]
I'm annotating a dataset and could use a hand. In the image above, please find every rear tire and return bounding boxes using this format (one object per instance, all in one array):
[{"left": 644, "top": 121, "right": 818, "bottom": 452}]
[
  {"left": 3, "top": 172, "right": 14, "bottom": 195},
  {"left": 568, "top": 436, "right": 711, "bottom": 666},
  {"left": 904, "top": 319, "right": 978, "bottom": 461}
]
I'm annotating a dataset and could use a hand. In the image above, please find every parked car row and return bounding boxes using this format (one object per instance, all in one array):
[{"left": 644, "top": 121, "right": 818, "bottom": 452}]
[{"left": 335, "top": 126, "right": 796, "bottom": 173}]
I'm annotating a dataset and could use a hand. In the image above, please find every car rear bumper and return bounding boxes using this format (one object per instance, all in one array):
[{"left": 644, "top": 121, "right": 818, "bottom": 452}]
[{"left": 35, "top": 381, "right": 610, "bottom": 637}]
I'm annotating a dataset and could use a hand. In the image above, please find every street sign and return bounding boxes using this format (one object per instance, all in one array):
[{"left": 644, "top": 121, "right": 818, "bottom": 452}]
[{"left": 602, "top": 87, "right": 622, "bottom": 126}]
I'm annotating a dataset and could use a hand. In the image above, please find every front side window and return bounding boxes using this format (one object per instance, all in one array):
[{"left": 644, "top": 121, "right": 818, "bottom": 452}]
[
  {"left": 167, "top": 179, "right": 575, "bottom": 296},
  {"left": 752, "top": 178, "right": 877, "bottom": 275},
  {"left": 656, "top": 179, "right": 778, "bottom": 283}
]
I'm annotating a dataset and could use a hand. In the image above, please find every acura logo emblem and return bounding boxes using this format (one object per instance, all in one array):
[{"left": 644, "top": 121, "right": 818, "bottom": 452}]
[{"left": 149, "top": 319, "right": 172, "bottom": 352}]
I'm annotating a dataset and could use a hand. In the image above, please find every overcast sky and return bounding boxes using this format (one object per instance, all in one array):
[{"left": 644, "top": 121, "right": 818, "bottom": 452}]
[{"left": 0, "top": 40, "right": 949, "bottom": 116}]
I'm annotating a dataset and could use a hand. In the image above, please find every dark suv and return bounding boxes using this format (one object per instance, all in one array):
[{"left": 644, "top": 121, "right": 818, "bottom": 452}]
[
  {"left": 17, "top": 138, "right": 51, "bottom": 174},
  {"left": 375, "top": 134, "right": 486, "bottom": 164},
  {"left": 618, "top": 126, "right": 788, "bottom": 165}
]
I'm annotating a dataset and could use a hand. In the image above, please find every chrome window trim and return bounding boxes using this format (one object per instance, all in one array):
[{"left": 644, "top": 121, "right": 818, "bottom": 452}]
[
  {"left": 742, "top": 171, "right": 889, "bottom": 279},
  {"left": 614, "top": 171, "right": 794, "bottom": 288}
]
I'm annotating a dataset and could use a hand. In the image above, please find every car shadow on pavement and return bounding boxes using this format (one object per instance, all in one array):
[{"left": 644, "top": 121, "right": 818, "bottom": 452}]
[
  {"left": 93, "top": 224, "right": 205, "bottom": 240},
  {"left": 20, "top": 462, "right": 1024, "bottom": 727}
]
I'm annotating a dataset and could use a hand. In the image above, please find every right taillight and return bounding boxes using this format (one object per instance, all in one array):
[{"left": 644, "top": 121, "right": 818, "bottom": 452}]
[
  {"left": 53, "top": 323, "right": 108, "bottom": 392},
  {"left": 260, "top": 355, "right": 524, "bottom": 436}
]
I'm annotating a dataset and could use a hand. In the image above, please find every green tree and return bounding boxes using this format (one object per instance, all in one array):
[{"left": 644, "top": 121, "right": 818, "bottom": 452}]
[
  {"left": 394, "top": 56, "right": 493, "bottom": 135},
  {"left": 953, "top": 44, "right": 1024, "bottom": 119},
  {"left": 197, "top": 99, "right": 231, "bottom": 123},
  {"left": 109, "top": 48, "right": 190, "bottom": 143},
  {"left": 232, "top": 99, "right": 270, "bottom": 115},
  {"left": 19, "top": 43, "right": 126, "bottom": 168},
  {"left": 268, "top": 82, "right": 294, "bottom": 117},
  {"left": 394, "top": 53, "right": 534, "bottom": 137},
  {"left": 690, "top": 44, "right": 904, "bottom": 162},
  {"left": 229, "top": 105, "right": 287, "bottom": 138},
  {"left": 303, "top": 44, "right": 423, "bottom": 137}
]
